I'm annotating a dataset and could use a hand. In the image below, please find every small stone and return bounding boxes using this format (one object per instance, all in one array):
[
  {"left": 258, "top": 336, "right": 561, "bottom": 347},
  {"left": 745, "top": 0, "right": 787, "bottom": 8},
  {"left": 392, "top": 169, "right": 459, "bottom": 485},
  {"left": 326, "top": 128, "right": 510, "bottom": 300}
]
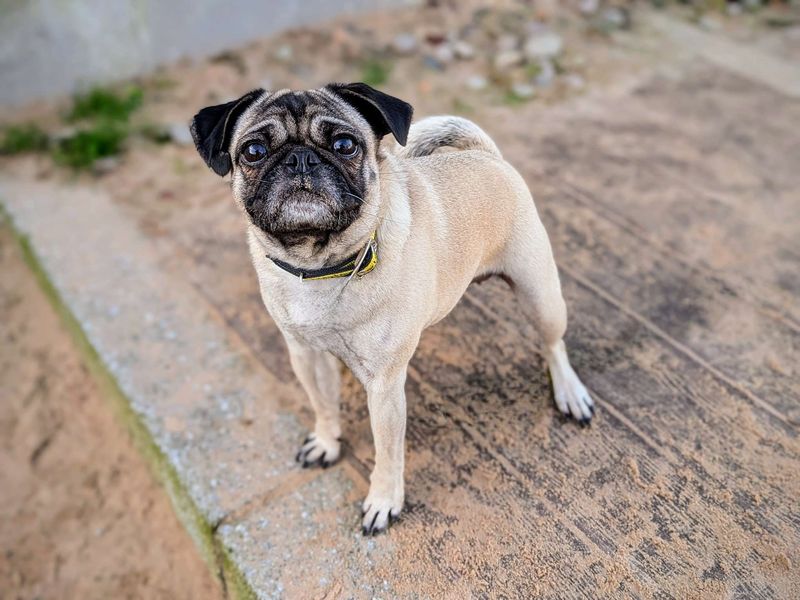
[
  {"left": 525, "top": 19, "right": 548, "bottom": 35},
  {"left": 52, "top": 126, "right": 78, "bottom": 143},
  {"left": 496, "top": 33, "right": 519, "bottom": 52},
  {"left": 579, "top": 0, "right": 600, "bottom": 15},
  {"left": 92, "top": 157, "right": 120, "bottom": 176},
  {"left": 422, "top": 55, "right": 445, "bottom": 71},
  {"left": 563, "top": 73, "right": 586, "bottom": 90},
  {"left": 452, "top": 40, "right": 476, "bottom": 60},
  {"left": 523, "top": 31, "right": 563, "bottom": 60},
  {"left": 424, "top": 31, "right": 447, "bottom": 46},
  {"left": 166, "top": 122, "right": 193, "bottom": 146},
  {"left": 726, "top": 3, "right": 743, "bottom": 16},
  {"left": 534, "top": 58, "right": 556, "bottom": 88},
  {"left": 274, "top": 45, "right": 293, "bottom": 62},
  {"left": 391, "top": 33, "right": 418, "bottom": 55},
  {"left": 511, "top": 82, "right": 536, "bottom": 99},
  {"left": 434, "top": 44, "right": 455, "bottom": 64},
  {"left": 599, "top": 7, "right": 631, "bottom": 31},
  {"left": 534, "top": 0, "right": 558, "bottom": 21},
  {"left": 494, "top": 50, "right": 524, "bottom": 71},
  {"left": 699, "top": 15, "right": 723, "bottom": 31},
  {"left": 465, "top": 74, "right": 488, "bottom": 90}
]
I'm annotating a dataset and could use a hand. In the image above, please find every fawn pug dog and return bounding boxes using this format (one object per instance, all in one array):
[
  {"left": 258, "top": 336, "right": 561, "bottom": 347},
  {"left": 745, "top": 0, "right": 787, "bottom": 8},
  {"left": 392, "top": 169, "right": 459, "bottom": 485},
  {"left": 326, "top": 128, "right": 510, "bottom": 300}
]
[{"left": 190, "top": 83, "right": 594, "bottom": 535}]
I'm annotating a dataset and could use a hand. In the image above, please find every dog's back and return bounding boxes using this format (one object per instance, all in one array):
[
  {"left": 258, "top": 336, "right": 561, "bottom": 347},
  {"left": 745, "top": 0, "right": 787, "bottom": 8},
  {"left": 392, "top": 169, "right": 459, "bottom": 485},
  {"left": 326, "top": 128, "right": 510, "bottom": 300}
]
[{"left": 396, "top": 116, "right": 502, "bottom": 160}]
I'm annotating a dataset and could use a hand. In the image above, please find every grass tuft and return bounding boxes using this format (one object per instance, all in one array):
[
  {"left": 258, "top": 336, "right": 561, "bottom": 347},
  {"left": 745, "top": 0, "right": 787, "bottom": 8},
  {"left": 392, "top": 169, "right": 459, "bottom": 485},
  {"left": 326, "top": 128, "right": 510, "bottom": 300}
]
[
  {"left": 360, "top": 58, "right": 392, "bottom": 87},
  {"left": 1, "top": 123, "right": 50, "bottom": 155},
  {"left": 67, "top": 86, "right": 144, "bottom": 123},
  {"left": 52, "top": 123, "right": 127, "bottom": 169}
]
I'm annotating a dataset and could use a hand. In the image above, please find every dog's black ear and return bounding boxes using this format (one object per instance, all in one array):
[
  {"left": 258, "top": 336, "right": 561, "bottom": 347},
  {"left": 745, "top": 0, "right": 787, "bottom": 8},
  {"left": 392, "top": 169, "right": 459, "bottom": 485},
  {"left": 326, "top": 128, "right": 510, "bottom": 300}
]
[
  {"left": 190, "top": 89, "right": 265, "bottom": 176},
  {"left": 326, "top": 83, "right": 413, "bottom": 146}
]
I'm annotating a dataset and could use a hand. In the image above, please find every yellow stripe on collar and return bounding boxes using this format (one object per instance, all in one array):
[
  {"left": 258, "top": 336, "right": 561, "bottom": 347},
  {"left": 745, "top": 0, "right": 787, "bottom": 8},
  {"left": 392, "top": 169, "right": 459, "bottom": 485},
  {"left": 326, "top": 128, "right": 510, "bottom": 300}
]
[{"left": 269, "top": 232, "right": 378, "bottom": 282}]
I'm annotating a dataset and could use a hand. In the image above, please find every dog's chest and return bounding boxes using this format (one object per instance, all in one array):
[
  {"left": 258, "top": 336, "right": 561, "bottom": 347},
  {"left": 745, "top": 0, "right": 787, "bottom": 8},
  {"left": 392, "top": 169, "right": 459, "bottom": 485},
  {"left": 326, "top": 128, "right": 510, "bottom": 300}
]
[{"left": 265, "top": 287, "right": 363, "bottom": 350}]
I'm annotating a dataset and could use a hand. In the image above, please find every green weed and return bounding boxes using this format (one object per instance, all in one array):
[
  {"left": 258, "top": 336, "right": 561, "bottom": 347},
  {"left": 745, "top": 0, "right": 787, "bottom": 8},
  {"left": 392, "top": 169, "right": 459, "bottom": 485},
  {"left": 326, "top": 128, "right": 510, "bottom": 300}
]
[
  {"left": 0, "top": 123, "right": 49, "bottom": 154},
  {"left": 52, "top": 123, "right": 127, "bottom": 169},
  {"left": 67, "top": 86, "right": 144, "bottom": 123},
  {"left": 360, "top": 59, "right": 392, "bottom": 87},
  {"left": 503, "top": 89, "right": 532, "bottom": 106}
]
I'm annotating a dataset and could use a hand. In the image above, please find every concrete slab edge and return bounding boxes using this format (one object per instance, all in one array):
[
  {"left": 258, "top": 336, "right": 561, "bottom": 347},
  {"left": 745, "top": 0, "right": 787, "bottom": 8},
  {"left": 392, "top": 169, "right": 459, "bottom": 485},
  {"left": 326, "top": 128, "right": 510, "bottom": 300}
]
[{"left": 0, "top": 202, "right": 257, "bottom": 600}]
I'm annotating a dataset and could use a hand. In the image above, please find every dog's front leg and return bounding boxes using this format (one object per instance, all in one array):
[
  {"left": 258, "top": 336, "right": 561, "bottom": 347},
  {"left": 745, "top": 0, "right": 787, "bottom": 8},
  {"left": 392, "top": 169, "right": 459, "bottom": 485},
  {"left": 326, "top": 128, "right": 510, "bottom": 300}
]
[
  {"left": 285, "top": 336, "right": 342, "bottom": 468},
  {"left": 361, "top": 367, "right": 407, "bottom": 535}
]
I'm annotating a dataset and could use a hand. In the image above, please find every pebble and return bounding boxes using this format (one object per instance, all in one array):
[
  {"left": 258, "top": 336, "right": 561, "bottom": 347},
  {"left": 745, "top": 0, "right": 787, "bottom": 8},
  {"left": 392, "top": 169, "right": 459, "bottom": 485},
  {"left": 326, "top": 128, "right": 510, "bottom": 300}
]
[
  {"left": 465, "top": 74, "right": 488, "bottom": 90},
  {"left": 523, "top": 31, "right": 563, "bottom": 60},
  {"left": 391, "top": 33, "right": 418, "bottom": 55},
  {"left": 579, "top": 0, "right": 600, "bottom": 15},
  {"left": 534, "top": 58, "right": 556, "bottom": 88},
  {"left": 167, "top": 122, "right": 193, "bottom": 146},
  {"left": 434, "top": 43, "right": 455, "bottom": 64},
  {"left": 699, "top": 15, "right": 723, "bottom": 31},
  {"left": 424, "top": 31, "right": 447, "bottom": 46},
  {"left": 452, "top": 40, "right": 476, "bottom": 60},
  {"left": 496, "top": 33, "right": 519, "bottom": 52},
  {"left": 511, "top": 82, "right": 536, "bottom": 99},
  {"left": 274, "top": 45, "right": 293, "bottom": 62},
  {"left": 563, "top": 73, "right": 586, "bottom": 90},
  {"left": 422, "top": 55, "right": 445, "bottom": 71},
  {"left": 599, "top": 7, "right": 631, "bottom": 30},
  {"left": 52, "top": 126, "right": 78, "bottom": 143},
  {"left": 494, "top": 49, "right": 524, "bottom": 71},
  {"left": 726, "top": 3, "right": 743, "bottom": 16},
  {"left": 92, "top": 157, "right": 120, "bottom": 175},
  {"left": 534, "top": 0, "right": 558, "bottom": 21}
]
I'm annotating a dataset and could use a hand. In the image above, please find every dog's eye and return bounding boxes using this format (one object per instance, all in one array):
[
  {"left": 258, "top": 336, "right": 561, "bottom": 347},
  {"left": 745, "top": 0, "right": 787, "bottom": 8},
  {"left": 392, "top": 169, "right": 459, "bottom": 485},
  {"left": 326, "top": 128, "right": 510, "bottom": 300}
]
[
  {"left": 241, "top": 142, "right": 267, "bottom": 164},
  {"left": 332, "top": 135, "right": 358, "bottom": 157}
]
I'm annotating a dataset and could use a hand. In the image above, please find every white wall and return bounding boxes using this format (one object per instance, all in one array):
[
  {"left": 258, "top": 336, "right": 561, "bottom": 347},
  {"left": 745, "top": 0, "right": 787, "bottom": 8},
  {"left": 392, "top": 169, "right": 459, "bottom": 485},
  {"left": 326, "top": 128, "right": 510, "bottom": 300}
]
[{"left": 0, "top": 0, "right": 414, "bottom": 106}]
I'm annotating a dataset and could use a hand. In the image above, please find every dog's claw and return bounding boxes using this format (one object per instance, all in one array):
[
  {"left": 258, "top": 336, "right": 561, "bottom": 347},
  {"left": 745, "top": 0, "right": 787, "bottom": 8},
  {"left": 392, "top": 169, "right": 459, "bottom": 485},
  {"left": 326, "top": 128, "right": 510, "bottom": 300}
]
[
  {"left": 361, "top": 508, "right": 395, "bottom": 536},
  {"left": 360, "top": 498, "right": 402, "bottom": 535},
  {"left": 296, "top": 433, "right": 341, "bottom": 469}
]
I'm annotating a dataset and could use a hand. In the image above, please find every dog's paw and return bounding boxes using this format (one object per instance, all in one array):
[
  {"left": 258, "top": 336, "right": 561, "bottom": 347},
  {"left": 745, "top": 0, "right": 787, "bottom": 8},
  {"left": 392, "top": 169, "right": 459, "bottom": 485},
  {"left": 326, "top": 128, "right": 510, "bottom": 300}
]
[
  {"left": 550, "top": 361, "right": 595, "bottom": 426},
  {"left": 361, "top": 492, "right": 403, "bottom": 536},
  {"left": 295, "top": 433, "right": 341, "bottom": 468}
]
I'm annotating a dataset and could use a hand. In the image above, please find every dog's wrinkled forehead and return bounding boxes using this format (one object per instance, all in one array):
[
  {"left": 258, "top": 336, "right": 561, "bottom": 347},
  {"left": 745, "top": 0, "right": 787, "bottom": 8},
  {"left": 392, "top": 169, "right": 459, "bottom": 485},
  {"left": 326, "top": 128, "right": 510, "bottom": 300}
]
[
  {"left": 190, "top": 82, "right": 412, "bottom": 177},
  {"left": 231, "top": 88, "right": 372, "bottom": 150}
]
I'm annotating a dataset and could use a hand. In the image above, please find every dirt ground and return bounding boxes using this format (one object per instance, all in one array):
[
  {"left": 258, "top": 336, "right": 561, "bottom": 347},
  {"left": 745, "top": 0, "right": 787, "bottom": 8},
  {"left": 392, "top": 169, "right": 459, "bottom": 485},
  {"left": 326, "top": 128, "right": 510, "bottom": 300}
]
[
  {"left": 1, "top": 1, "right": 799, "bottom": 598},
  {"left": 0, "top": 225, "right": 221, "bottom": 600}
]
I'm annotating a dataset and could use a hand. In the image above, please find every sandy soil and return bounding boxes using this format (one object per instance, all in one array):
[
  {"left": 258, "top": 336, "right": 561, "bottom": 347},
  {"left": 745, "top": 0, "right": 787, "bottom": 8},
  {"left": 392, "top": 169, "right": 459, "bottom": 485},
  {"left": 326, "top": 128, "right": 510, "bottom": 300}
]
[
  {"left": 1, "top": 1, "right": 798, "bottom": 597},
  {"left": 0, "top": 224, "right": 221, "bottom": 600}
]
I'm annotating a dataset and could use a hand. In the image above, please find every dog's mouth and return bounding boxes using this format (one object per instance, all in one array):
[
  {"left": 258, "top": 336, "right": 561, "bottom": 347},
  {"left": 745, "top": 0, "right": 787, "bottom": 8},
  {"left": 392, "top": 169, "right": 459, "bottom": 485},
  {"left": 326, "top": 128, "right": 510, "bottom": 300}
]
[{"left": 246, "top": 189, "right": 360, "bottom": 237}]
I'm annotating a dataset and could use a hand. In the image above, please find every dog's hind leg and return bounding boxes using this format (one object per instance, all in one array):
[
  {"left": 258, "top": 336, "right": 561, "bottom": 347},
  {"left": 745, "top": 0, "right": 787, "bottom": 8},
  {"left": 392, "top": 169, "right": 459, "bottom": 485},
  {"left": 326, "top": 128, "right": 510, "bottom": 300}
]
[
  {"left": 285, "top": 336, "right": 343, "bottom": 467},
  {"left": 501, "top": 207, "right": 595, "bottom": 424}
]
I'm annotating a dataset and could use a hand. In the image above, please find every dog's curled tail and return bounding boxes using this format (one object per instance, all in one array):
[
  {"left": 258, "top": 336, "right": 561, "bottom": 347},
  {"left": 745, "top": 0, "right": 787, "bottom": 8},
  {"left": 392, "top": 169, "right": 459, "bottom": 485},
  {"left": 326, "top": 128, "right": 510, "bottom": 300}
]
[{"left": 397, "top": 116, "right": 502, "bottom": 159}]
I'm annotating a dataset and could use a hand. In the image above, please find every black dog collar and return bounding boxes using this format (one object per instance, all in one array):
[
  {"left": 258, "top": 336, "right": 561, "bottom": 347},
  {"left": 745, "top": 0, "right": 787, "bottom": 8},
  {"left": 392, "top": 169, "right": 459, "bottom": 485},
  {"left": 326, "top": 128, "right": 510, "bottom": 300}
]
[{"left": 269, "top": 232, "right": 378, "bottom": 281}]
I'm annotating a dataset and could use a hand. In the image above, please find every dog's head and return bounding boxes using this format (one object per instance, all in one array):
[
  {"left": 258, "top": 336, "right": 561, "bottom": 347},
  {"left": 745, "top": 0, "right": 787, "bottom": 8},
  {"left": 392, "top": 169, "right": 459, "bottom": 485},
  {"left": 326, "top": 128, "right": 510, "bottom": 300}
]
[{"left": 190, "top": 83, "right": 412, "bottom": 255}]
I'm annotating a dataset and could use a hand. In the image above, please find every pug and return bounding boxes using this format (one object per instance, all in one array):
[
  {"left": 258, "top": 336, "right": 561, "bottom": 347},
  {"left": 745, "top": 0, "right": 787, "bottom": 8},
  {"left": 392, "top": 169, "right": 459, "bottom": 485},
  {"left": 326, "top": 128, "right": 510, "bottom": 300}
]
[{"left": 190, "top": 83, "right": 594, "bottom": 535}]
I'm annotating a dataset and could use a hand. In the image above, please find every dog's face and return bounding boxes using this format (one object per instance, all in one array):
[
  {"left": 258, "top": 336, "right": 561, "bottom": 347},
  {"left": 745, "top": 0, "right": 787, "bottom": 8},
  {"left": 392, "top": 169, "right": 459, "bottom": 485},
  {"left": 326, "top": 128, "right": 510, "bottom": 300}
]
[{"left": 190, "top": 83, "right": 413, "bottom": 253}]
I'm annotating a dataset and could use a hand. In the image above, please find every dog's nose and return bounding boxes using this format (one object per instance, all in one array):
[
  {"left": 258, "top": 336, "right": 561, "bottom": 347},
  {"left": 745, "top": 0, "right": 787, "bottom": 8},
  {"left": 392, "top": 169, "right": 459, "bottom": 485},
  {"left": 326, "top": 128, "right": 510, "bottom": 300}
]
[{"left": 284, "top": 148, "right": 321, "bottom": 175}]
